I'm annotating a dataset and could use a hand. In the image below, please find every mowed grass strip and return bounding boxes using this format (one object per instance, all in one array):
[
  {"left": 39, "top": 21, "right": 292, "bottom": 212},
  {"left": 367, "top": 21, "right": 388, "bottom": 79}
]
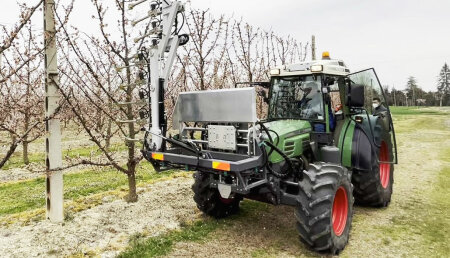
[
  {"left": 0, "top": 162, "right": 179, "bottom": 217},
  {"left": 1, "top": 143, "right": 128, "bottom": 170},
  {"left": 376, "top": 147, "right": 450, "bottom": 256},
  {"left": 362, "top": 108, "right": 450, "bottom": 256},
  {"left": 118, "top": 220, "right": 221, "bottom": 258},
  {"left": 118, "top": 201, "right": 269, "bottom": 258},
  {"left": 389, "top": 106, "right": 449, "bottom": 116}
]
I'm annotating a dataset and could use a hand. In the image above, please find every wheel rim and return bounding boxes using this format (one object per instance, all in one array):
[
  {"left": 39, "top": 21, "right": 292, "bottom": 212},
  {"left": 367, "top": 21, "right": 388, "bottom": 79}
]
[
  {"left": 379, "top": 141, "right": 390, "bottom": 189},
  {"left": 332, "top": 186, "right": 348, "bottom": 236}
]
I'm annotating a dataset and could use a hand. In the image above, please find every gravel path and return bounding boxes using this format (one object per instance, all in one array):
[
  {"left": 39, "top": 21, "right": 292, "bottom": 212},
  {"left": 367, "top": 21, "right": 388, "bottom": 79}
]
[
  {"left": 0, "top": 177, "right": 197, "bottom": 257},
  {"left": 0, "top": 167, "right": 42, "bottom": 182}
]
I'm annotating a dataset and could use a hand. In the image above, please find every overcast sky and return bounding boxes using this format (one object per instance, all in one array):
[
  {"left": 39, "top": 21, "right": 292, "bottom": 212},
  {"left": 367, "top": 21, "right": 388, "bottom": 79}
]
[{"left": 1, "top": 0, "right": 449, "bottom": 91}]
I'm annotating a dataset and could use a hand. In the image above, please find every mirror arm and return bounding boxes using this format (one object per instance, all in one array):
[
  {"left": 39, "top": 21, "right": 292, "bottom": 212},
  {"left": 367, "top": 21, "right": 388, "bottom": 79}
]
[{"left": 235, "top": 81, "right": 271, "bottom": 89}]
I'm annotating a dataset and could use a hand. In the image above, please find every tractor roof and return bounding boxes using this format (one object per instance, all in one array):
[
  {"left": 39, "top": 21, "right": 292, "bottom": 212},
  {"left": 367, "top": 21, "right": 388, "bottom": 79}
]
[{"left": 270, "top": 52, "right": 350, "bottom": 77}]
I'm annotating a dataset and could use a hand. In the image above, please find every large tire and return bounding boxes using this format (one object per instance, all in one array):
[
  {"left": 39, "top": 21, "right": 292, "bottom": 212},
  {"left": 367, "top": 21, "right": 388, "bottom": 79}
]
[
  {"left": 192, "top": 171, "right": 242, "bottom": 218},
  {"left": 352, "top": 119, "right": 394, "bottom": 207},
  {"left": 295, "top": 163, "right": 354, "bottom": 254}
]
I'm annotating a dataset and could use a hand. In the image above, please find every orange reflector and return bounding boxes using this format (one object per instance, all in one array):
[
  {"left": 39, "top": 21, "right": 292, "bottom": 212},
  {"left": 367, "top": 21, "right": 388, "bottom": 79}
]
[
  {"left": 152, "top": 153, "right": 164, "bottom": 161},
  {"left": 212, "top": 161, "right": 230, "bottom": 171}
]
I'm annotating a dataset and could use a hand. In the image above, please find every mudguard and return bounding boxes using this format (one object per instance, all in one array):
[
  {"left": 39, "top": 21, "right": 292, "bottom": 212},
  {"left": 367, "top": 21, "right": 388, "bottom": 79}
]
[
  {"left": 351, "top": 127, "right": 373, "bottom": 170},
  {"left": 338, "top": 114, "right": 380, "bottom": 169}
]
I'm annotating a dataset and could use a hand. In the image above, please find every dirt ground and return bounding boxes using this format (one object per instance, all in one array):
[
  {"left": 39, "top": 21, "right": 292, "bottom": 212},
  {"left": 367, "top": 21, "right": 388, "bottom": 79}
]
[{"left": 0, "top": 112, "right": 449, "bottom": 257}]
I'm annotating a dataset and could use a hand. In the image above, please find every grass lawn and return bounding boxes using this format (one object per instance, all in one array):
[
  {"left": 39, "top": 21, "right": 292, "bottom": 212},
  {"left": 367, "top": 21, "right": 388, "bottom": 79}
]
[
  {"left": 1, "top": 143, "right": 129, "bottom": 170},
  {"left": 0, "top": 162, "right": 185, "bottom": 224},
  {"left": 389, "top": 106, "right": 449, "bottom": 115},
  {"left": 118, "top": 201, "right": 270, "bottom": 258}
]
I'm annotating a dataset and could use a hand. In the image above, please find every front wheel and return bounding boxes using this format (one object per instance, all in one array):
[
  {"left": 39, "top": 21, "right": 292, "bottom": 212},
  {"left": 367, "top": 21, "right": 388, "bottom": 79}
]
[
  {"left": 192, "top": 171, "right": 242, "bottom": 218},
  {"left": 295, "top": 163, "right": 354, "bottom": 254}
]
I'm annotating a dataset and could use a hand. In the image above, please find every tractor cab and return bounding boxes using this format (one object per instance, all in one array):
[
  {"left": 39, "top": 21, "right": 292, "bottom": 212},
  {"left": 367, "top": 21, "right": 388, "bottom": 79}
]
[{"left": 263, "top": 52, "right": 397, "bottom": 167}]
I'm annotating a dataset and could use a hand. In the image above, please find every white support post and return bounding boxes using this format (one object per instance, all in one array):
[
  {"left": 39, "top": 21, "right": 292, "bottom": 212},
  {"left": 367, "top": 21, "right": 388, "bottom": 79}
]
[{"left": 44, "top": 0, "right": 63, "bottom": 222}]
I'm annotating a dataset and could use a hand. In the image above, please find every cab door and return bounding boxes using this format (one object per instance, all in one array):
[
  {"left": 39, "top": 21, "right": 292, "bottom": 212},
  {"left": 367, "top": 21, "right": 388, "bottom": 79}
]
[{"left": 348, "top": 68, "right": 398, "bottom": 164}]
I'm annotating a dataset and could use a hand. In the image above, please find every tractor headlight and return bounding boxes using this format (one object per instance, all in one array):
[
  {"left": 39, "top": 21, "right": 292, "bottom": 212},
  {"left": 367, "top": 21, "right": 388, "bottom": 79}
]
[
  {"left": 270, "top": 69, "right": 280, "bottom": 75},
  {"left": 310, "top": 65, "right": 323, "bottom": 72}
]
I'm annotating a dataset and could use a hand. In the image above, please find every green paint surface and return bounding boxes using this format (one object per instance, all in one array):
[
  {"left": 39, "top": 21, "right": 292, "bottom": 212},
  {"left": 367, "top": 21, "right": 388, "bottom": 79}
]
[
  {"left": 263, "top": 120, "right": 311, "bottom": 163},
  {"left": 338, "top": 119, "right": 355, "bottom": 167}
]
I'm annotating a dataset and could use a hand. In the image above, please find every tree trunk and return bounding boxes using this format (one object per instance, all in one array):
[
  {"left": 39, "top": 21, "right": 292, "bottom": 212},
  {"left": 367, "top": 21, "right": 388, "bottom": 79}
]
[
  {"left": 23, "top": 111, "right": 30, "bottom": 165},
  {"left": 0, "top": 141, "right": 19, "bottom": 169},
  {"left": 125, "top": 171, "right": 138, "bottom": 202},
  {"left": 105, "top": 118, "right": 112, "bottom": 149},
  {"left": 124, "top": 5, "right": 137, "bottom": 203},
  {"left": 10, "top": 132, "right": 16, "bottom": 145},
  {"left": 22, "top": 140, "right": 29, "bottom": 165}
]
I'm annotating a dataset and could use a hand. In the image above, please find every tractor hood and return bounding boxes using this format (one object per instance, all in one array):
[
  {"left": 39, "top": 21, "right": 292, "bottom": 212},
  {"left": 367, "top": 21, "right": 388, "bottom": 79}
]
[
  {"left": 264, "top": 120, "right": 312, "bottom": 138},
  {"left": 263, "top": 120, "right": 312, "bottom": 163}
]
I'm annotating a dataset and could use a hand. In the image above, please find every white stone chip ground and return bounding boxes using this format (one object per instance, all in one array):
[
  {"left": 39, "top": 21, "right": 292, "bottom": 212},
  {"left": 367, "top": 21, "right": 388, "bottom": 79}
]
[{"left": 0, "top": 177, "right": 197, "bottom": 258}]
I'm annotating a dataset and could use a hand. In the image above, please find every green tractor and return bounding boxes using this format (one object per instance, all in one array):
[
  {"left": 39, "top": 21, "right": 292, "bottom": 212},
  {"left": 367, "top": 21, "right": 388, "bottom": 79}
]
[{"left": 143, "top": 52, "right": 397, "bottom": 254}]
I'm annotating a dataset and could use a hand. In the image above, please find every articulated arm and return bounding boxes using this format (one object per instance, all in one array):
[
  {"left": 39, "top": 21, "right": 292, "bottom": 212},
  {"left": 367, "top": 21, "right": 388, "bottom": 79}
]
[{"left": 132, "top": 0, "right": 187, "bottom": 151}]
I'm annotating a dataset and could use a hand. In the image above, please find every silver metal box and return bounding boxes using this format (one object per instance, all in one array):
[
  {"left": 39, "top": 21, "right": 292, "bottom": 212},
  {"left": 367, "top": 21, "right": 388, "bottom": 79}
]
[
  {"left": 172, "top": 88, "right": 257, "bottom": 129},
  {"left": 207, "top": 125, "right": 237, "bottom": 150}
]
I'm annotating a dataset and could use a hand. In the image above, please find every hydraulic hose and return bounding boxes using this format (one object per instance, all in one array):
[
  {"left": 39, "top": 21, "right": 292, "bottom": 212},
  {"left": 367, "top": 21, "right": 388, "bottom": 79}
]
[
  {"left": 268, "top": 129, "right": 280, "bottom": 146},
  {"left": 145, "top": 129, "right": 200, "bottom": 155},
  {"left": 262, "top": 140, "right": 298, "bottom": 179},
  {"left": 260, "top": 144, "right": 288, "bottom": 178},
  {"left": 258, "top": 122, "right": 273, "bottom": 151},
  {"left": 257, "top": 120, "right": 298, "bottom": 179},
  {"left": 258, "top": 121, "right": 278, "bottom": 156}
]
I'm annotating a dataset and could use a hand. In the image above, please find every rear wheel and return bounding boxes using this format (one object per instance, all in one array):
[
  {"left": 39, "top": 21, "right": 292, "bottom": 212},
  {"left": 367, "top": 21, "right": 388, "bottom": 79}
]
[
  {"left": 295, "top": 163, "right": 354, "bottom": 254},
  {"left": 192, "top": 171, "right": 242, "bottom": 218},
  {"left": 353, "top": 123, "right": 394, "bottom": 207}
]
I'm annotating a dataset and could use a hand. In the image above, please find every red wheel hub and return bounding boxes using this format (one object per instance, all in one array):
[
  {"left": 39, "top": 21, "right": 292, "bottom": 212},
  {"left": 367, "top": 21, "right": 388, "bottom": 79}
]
[
  {"left": 220, "top": 196, "right": 233, "bottom": 204},
  {"left": 379, "top": 141, "right": 390, "bottom": 189},
  {"left": 332, "top": 186, "right": 348, "bottom": 236}
]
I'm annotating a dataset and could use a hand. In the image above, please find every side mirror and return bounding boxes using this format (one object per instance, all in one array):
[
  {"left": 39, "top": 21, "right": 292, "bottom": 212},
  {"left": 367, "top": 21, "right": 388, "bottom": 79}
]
[
  {"left": 257, "top": 89, "right": 267, "bottom": 98},
  {"left": 346, "top": 84, "right": 364, "bottom": 107},
  {"left": 257, "top": 89, "right": 269, "bottom": 103}
]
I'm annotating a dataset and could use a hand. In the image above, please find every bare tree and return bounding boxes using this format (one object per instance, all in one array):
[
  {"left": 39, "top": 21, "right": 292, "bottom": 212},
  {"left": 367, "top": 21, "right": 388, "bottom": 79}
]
[
  {"left": 0, "top": 1, "right": 73, "bottom": 169},
  {"left": 54, "top": 0, "right": 153, "bottom": 202},
  {"left": 231, "top": 20, "right": 259, "bottom": 83},
  {"left": 185, "top": 9, "right": 226, "bottom": 90},
  {"left": 0, "top": 0, "right": 45, "bottom": 84}
]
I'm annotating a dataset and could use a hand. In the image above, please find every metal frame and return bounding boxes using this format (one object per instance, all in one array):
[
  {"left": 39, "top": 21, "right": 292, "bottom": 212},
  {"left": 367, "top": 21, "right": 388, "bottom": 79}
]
[
  {"left": 144, "top": 149, "right": 263, "bottom": 172},
  {"left": 148, "top": 0, "right": 184, "bottom": 151},
  {"left": 143, "top": 147, "right": 266, "bottom": 194}
]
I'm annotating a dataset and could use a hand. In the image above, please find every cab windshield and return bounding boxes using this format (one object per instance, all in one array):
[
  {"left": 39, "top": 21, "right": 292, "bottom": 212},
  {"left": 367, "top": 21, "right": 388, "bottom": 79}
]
[{"left": 268, "top": 75, "right": 324, "bottom": 120}]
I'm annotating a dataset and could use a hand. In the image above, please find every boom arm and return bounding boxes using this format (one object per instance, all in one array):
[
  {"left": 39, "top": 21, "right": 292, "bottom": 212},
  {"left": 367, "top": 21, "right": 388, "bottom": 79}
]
[{"left": 133, "top": 0, "right": 187, "bottom": 151}]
